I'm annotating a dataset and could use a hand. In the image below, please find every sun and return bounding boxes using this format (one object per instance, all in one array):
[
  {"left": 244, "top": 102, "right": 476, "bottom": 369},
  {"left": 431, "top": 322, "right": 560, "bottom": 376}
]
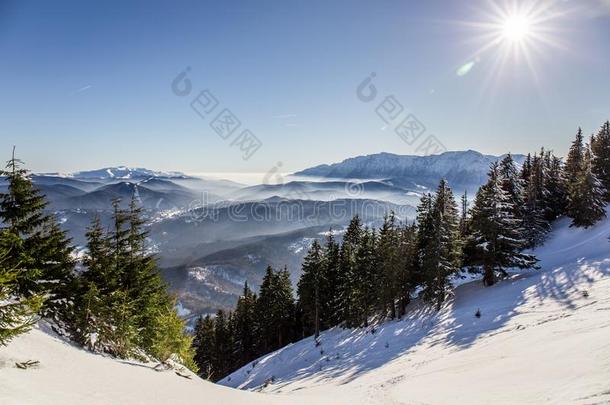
[
  {"left": 454, "top": 0, "right": 568, "bottom": 92},
  {"left": 502, "top": 15, "right": 532, "bottom": 42}
]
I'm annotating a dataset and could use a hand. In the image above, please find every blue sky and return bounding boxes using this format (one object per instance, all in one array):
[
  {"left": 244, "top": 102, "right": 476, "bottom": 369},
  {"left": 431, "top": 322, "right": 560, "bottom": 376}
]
[{"left": 1, "top": 0, "right": 609, "bottom": 174}]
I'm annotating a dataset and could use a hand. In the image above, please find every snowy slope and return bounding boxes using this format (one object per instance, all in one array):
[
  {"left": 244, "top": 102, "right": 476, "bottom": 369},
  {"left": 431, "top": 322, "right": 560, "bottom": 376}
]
[
  {"left": 2, "top": 213, "right": 609, "bottom": 405},
  {"left": 221, "top": 211, "right": 610, "bottom": 404},
  {"left": 0, "top": 324, "right": 330, "bottom": 405}
]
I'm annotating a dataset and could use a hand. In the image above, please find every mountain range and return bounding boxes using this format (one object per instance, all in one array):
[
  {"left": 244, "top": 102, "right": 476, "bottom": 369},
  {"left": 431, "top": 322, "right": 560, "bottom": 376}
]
[
  {"left": 295, "top": 150, "right": 526, "bottom": 191},
  {"left": 18, "top": 150, "right": 525, "bottom": 317}
]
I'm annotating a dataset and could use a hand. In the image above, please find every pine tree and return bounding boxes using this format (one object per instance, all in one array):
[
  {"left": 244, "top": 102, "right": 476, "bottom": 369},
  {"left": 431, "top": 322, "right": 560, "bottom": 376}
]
[
  {"left": 274, "top": 267, "right": 296, "bottom": 348},
  {"left": 591, "top": 121, "right": 610, "bottom": 201},
  {"left": 232, "top": 282, "right": 257, "bottom": 366},
  {"left": 255, "top": 266, "right": 295, "bottom": 352},
  {"left": 255, "top": 266, "right": 275, "bottom": 353},
  {"left": 193, "top": 315, "right": 216, "bottom": 379},
  {"left": 0, "top": 230, "right": 43, "bottom": 345},
  {"left": 416, "top": 193, "right": 435, "bottom": 290},
  {"left": 31, "top": 217, "right": 76, "bottom": 324},
  {"left": 149, "top": 300, "right": 197, "bottom": 372},
  {"left": 377, "top": 212, "right": 400, "bottom": 319},
  {"left": 470, "top": 164, "right": 537, "bottom": 286},
  {"left": 567, "top": 146, "right": 606, "bottom": 228},
  {"left": 396, "top": 223, "right": 417, "bottom": 317},
  {"left": 351, "top": 228, "right": 378, "bottom": 327},
  {"left": 74, "top": 197, "right": 195, "bottom": 369},
  {"left": 421, "top": 180, "right": 462, "bottom": 310},
  {"left": 0, "top": 150, "right": 75, "bottom": 317},
  {"left": 499, "top": 154, "right": 525, "bottom": 218},
  {"left": 122, "top": 197, "right": 171, "bottom": 354},
  {"left": 521, "top": 151, "right": 551, "bottom": 247},
  {"left": 72, "top": 216, "right": 114, "bottom": 350},
  {"left": 108, "top": 289, "right": 137, "bottom": 358},
  {"left": 520, "top": 153, "right": 532, "bottom": 184},
  {"left": 212, "top": 309, "right": 233, "bottom": 380},
  {"left": 81, "top": 216, "right": 114, "bottom": 289},
  {"left": 565, "top": 128, "right": 585, "bottom": 182},
  {"left": 297, "top": 240, "right": 325, "bottom": 338},
  {"left": 543, "top": 153, "right": 567, "bottom": 221},
  {"left": 337, "top": 216, "right": 362, "bottom": 327},
  {"left": 414, "top": 193, "right": 434, "bottom": 285},
  {"left": 459, "top": 190, "right": 469, "bottom": 238},
  {"left": 321, "top": 230, "right": 341, "bottom": 326},
  {"left": 566, "top": 130, "right": 607, "bottom": 228}
]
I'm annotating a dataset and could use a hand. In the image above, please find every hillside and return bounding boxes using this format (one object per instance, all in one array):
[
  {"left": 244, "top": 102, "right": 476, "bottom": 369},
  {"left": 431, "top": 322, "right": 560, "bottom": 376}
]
[
  {"left": 0, "top": 198, "right": 608, "bottom": 405},
  {"left": 220, "top": 211, "right": 610, "bottom": 404},
  {"left": 0, "top": 323, "right": 331, "bottom": 405}
]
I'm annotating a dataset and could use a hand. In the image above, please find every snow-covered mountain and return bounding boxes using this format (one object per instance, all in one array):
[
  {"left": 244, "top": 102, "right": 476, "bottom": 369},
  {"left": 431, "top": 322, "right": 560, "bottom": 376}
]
[
  {"left": 295, "top": 150, "right": 527, "bottom": 191},
  {"left": 220, "top": 209, "right": 610, "bottom": 404},
  {"left": 56, "top": 166, "right": 189, "bottom": 180}
]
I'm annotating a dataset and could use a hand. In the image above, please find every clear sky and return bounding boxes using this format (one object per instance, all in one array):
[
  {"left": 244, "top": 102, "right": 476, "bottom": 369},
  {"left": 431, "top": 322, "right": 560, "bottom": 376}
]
[{"left": 1, "top": 0, "right": 609, "bottom": 174}]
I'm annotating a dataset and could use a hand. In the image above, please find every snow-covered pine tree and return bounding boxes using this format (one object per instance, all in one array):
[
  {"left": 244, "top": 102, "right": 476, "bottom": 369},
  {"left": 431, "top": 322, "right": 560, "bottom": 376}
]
[
  {"left": 520, "top": 153, "right": 532, "bottom": 183},
  {"left": 590, "top": 121, "right": 610, "bottom": 201},
  {"left": 567, "top": 145, "right": 606, "bottom": 228},
  {"left": 565, "top": 128, "right": 585, "bottom": 182},
  {"left": 470, "top": 163, "right": 538, "bottom": 286},
  {"left": 566, "top": 130, "right": 607, "bottom": 228},
  {"left": 499, "top": 154, "right": 525, "bottom": 218},
  {"left": 543, "top": 152, "right": 568, "bottom": 221},
  {"left": 521, "top": 151, "right": 551, "bottom": 247},
  {"left": 415, "top": 193, "right": 435, "bottom": 288},
  {"left": 421, "top": 180, "right": 461, "bottom": 310},
  {"left": 459, "top": 190, "right": 469, "bottom": 238}
]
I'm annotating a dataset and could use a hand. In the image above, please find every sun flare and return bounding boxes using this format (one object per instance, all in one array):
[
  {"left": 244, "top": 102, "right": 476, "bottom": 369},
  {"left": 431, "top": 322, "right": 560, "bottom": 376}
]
[
  {"left": 502, "top": 15, "right": 532, "bottom": 42},
  {"left": 455, "top": 0, "right": 568, "bottom": 97}
]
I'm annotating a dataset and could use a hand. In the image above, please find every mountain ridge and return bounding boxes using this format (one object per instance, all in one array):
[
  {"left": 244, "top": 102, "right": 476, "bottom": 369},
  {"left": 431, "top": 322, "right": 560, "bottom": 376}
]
[{"left": 294, "top": 150, "right": 527, "bottom": 191}]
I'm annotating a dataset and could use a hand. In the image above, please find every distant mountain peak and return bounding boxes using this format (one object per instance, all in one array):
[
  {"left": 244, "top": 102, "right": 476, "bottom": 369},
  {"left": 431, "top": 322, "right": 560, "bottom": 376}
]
[
  {"left": 294, "top": 150, "right": 526, "bottom": 191},
  {"left": 70, "top": 166, "right": 189, "bottom": 180}
]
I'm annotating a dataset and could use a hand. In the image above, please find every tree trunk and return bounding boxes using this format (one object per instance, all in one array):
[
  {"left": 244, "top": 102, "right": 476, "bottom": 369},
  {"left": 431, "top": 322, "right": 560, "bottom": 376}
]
[
  {"left": 483, "top": 264, "right": 495, "bottom": 286},
  {"left": 390, "top": 300, "right": 396, "bottom": 319}
]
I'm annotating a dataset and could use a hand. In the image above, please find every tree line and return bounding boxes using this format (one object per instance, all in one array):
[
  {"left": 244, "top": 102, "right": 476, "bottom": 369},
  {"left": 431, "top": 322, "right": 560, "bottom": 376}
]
[
  {"left": 192, "top": 121, "right": 610, "bottom": 381},
  {"left": 0, "top": 150, "right": 196, "bottom": 371}
]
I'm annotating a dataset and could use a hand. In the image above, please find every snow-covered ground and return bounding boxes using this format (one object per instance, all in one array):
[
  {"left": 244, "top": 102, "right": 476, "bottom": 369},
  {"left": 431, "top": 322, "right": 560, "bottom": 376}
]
[
  {"left": 221, "top": 213, "right": 610, "bottom": 404},
  {"left": 1, "top": 212, "right": 609, "bottom": 404},
  {"left": 0, "top": 322, "right": 330, "bottom": 405}
]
